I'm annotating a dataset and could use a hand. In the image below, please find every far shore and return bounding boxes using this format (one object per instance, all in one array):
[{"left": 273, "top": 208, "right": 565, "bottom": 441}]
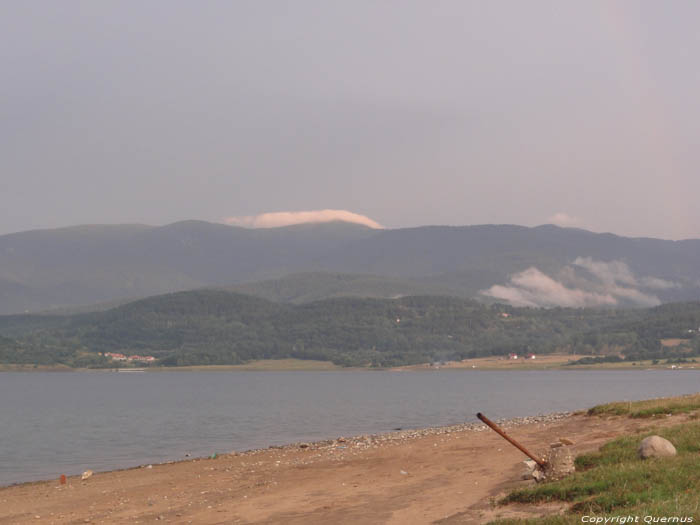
[
  {"left": 392, "top": 353, "right": 699, "bottom": 371},
  {"left": 2, "top": 354, "right": 698, "bottom": 373}
]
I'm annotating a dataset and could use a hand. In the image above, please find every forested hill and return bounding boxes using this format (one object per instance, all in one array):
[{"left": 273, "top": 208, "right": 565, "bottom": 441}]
[
  {"left": 1, "top": 290, "right": 699, "bottom": 368},
  {"left": 4, "top": 221, "right": 700, "bottom": 314}
]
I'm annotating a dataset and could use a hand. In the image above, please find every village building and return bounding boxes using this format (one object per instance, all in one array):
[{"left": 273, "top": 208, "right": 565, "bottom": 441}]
[{"left": 105, "top": 352, "right": 127, "bottom": 361}]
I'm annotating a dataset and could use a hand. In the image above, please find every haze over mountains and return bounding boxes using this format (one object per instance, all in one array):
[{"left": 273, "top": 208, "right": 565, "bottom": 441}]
[{"left": 2, "top": 220, "right": 700, "bottom": 315}]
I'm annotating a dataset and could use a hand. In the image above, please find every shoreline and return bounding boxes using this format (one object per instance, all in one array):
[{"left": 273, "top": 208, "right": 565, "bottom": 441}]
[
  {"left": 2, "top": 361, "right": 698, "bottom": 373},
  {"left": 1, "top": 411, "right": 575, "bottom": 490},
  {"left": 2, "top": 403, "right": 696, "bottom": 524}
]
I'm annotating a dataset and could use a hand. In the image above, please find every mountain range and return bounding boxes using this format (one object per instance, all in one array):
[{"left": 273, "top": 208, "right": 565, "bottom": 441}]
[{"left": 2, "top": 220, "right": 700, "bottom": 315}]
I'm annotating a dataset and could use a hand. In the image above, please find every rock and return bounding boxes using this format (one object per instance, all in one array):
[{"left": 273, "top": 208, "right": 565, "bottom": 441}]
[
  {"left": 299, "top": 443, "right": 310, "bottom": 449},
  {"left": 81, "top": 470, "right": 93, "bottom": 481},
  {"left": 544, "top": 446, "right": 575, "bottom": 480},
  {"left": 531, "top": 468, "right": 546, "bottom": 482},
  {"left": 638, "top": 435, "right": 677, "bottom": 459},
  {"left": 520, "top": 460, "right": 539, "bottom": 480}
]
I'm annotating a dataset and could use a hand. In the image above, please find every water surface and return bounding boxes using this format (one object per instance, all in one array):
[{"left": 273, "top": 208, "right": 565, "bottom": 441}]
[{"left": 1, "top": 369, "right": 698, "bottom": 486}]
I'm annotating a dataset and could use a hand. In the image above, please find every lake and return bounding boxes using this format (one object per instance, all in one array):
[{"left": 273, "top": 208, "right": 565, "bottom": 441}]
[{"left": 1, "top": 369, "right": 698, "bottom": 486}]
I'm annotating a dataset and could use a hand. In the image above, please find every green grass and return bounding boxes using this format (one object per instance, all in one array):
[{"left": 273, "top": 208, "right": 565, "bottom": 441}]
[
  {"left": 587, "top": 393, "right": 700, "bottom": 418},
  {"left": 491, "top": 422, "right": 700, "bottom": 523},
  {"left": 149, "top": 359, "right": 342, "bottom": 371}
]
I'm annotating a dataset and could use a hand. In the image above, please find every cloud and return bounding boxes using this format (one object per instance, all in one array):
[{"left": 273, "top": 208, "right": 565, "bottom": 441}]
[
  {"left": 223, "top": 209, "right": 383, "bottom": 229},
  {"left": 482, "top": 267, "right": 618, "bottom": 308},
  {"left": 573, "top": 257, "right": 681, "bottom": 291},
  {"left": 639, "top": 276, "right": 681, "bottom": 290},
  {"left": 572, "top": 257, "right": 637, "bottom": 286},
  {"left": 480, "top": 258, "right": 676, "bottom": 308},
  {"left": 547, "top": 212, "right": 580, "bottom": 228}
]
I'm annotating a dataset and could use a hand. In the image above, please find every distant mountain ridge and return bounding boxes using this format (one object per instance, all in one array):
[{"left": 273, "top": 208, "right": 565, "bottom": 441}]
[
  {"left": 226, "top": 272, "right": 460, "bottom": 304},
  {"left": 2, "top": 220, "right": 700, "bottom": 314}
]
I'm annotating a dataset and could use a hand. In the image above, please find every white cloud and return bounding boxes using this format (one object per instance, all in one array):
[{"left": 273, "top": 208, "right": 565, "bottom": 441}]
[
  {"left": 223, "top": 209, "right": 383, "bottom": 229},
  {"left": 640, "top": 276, "right": 680, "bottom": 290},
  {"left": 480, "top": 257, "right": 673, "bottom": 308},
  {"left": 482, "top": 267, "right": 618, "bottom": 308},
  {"left": 572, "top": 257, "right": 637, "bottom": 286},
  {"left": 547, "top": 212, "right": 580, "bottom": 228},
  {"left": 573, "top": 257, "right": 681, "bottom": 291}
]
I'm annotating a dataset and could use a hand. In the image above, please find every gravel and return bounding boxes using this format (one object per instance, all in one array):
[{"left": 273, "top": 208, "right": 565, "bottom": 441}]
[{"left": 230, "top": 411, "right": 573, "bottom": 458}]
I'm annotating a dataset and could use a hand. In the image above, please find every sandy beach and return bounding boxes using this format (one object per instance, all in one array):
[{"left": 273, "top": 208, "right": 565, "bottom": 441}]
[{"left": 1, "top": 409, "right": 694, "bottom": 524}]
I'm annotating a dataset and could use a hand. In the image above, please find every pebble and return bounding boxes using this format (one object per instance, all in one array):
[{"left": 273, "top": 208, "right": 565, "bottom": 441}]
[
  {"left": 219, "top": 412, "right": 572, "bottom": 462},
  {"left": 104, "top": 412, "right": 572, "bottom": 475}
]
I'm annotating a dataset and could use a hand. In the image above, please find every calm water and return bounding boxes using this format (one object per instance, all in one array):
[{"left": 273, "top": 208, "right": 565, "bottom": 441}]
[{"left": 1, "top": 369, "right": 698, "bottom": 486}]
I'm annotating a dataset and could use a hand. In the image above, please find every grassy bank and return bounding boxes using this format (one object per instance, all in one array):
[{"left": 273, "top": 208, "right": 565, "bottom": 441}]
[
  {"left": 0, "top": 359, "right": 343, "bottom": 372},
  {"left": 587, "top": 393, "right": 700, "bottom": 418},
  {"left": 148, "top": 358, "right": 343, "bottom": 371},
  {"left": 0, "top": 363, "right": 74, "bottom": 372},
  {"left": 395, "top": 354, "right": 700, "bottom": 371},
  {"left": 4, "top": 354, "right": 700, "bottom": 372},
  {"left": 493, "top": 395, "right": 700, "bottom": 523}
]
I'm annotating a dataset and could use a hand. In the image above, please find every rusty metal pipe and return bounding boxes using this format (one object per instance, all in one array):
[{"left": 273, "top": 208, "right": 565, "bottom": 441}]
[{"left": 477, "top": 412, "right": 547, "bottom": 468}]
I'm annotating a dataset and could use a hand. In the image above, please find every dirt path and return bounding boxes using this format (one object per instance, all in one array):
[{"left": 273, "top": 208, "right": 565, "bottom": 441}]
[{"left": 0, "top": 412, "right": 687, "bottom": 524}]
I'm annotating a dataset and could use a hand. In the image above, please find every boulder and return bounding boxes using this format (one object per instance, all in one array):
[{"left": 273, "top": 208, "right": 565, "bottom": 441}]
[
  {"left": 544, "top": 446, "right": 575, "bottom": 480},
  {"left": 638, "top": 435, "right": 677, "bottom": 459},
  {"left": 520, "top": 460, "right": 537, "bottom": 480},
  {"left": 531, "top": 468, "right": 546, "bottom": 482}
]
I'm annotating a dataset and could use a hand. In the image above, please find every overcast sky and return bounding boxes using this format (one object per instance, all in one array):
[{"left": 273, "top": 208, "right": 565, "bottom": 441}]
[{"left": 2, "top": 1, "right": 700, "bottom": 239}]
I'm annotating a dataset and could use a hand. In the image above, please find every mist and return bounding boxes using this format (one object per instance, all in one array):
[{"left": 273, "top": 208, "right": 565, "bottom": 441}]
[{"left": 480, "top": 258, "right": 677, "bottom": 308}]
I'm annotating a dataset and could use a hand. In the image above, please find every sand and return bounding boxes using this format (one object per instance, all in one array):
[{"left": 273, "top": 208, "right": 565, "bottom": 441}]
[{"left": 1, "top": 411, "right": 690, "bottom": 524}]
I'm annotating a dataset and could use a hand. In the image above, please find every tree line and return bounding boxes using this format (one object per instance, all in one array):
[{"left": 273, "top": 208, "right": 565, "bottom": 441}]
[{"left": 1, "top": 290, "right": 699, "bottom": 367}]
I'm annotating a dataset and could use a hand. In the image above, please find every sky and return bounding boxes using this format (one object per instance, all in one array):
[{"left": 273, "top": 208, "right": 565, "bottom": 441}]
[{"left": 2, "top": 1, "right": 700, "bottom": 239}]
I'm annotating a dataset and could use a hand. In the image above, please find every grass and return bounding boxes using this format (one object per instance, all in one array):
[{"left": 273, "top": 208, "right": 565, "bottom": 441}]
[
  {"left": 587, "top": 393, "right": 700, "bottom": 418},
  {"left": 401, "top": 354, "right": 592, "bottom": 371},
  {"left": 490, "top": 418, "right": 700, "bottom": 523},
  {"left": 0, "top": 363, "right": 73, "bottom": 372},
  {"left": 0, "top": 359, "right": 342, "bottom": 372},
  {"left": 401, "top": 355, "right": 699, "bottom": 371},
  {"left": 149, "top": 359, "right": 342, "bottom": 371},
  {"left": 565, "top": 359, "right": 698, "bottom": 370}
]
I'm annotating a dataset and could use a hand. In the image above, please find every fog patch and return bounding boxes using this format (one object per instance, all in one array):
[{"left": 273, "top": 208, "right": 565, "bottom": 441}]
[
  {"left": 483, "top": 267, "right": 617, "bottom": 308},
  {"left": 639, "top": 276, "right": 681, "bottom": 290},
  {"left": 572, "top": 257, "right": 636, "bottom": 286},
  {"left": 481, "top": 258, "right": 678, "bottom": 308}
]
